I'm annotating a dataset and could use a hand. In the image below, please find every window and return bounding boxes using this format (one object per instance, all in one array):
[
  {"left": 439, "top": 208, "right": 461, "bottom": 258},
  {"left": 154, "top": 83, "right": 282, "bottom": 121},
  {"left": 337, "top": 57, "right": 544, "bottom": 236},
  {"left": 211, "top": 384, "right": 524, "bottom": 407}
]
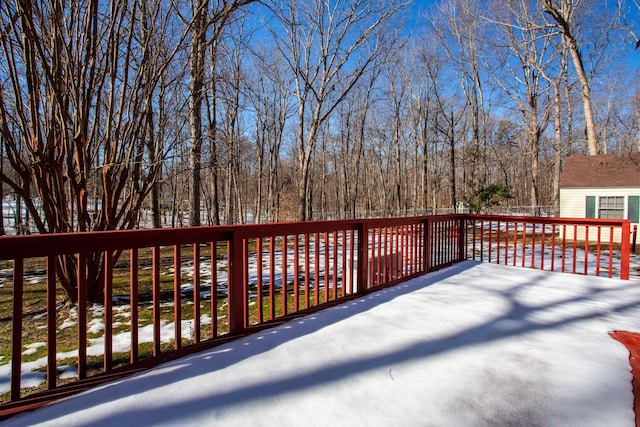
[
  {"left": 585, "top": 195, "right": 640, "bottom": 222},
  {"left": 598, "top": 196, "right": 624, "bottom": 219}
]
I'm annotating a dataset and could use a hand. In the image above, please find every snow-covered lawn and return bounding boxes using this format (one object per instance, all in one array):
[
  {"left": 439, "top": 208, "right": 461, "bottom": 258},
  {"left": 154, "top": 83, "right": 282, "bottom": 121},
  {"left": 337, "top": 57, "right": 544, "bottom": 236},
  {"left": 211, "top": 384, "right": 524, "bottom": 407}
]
[{"left": 5, "top": 261, "right": 640, "bottom": 426}]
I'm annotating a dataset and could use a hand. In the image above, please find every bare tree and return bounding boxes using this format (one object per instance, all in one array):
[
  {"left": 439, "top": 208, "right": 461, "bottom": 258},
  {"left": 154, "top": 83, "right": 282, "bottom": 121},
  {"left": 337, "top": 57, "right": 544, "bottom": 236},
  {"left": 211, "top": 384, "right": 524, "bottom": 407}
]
[
  {"left": 539, "top": 0, "right": 599, "bottom": 155},
  {"left": 487, "top": 0, "right": 553, "bottom": 209},
  {"left": 0, "top": 0, "right": 187, "bottom": 302},
  {"left": 267, "top": 0, "right": 408, "bottom": 221},
  {"left": 430, "top": 0, "right": 490, "bottom": 199},
  {"left": 247, "top": 44, "right": 295, "bottom": 222},
  {"left": 187, "top": 0, "right": 256, "bottom": 227}
]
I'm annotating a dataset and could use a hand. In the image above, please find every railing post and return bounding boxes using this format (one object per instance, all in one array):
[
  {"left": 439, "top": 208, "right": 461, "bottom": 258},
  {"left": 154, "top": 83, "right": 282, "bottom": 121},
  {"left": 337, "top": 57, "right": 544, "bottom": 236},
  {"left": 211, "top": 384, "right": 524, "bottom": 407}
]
[
  {"left": 423, "top": 218, "right": 431, "bottom": 272},
  {"left": 229, "top": 230, "right": 246, "bottom": 335},
  {"left": 458, "top": 216, "right": 466, "bottom": 262},
  {"left": 356, "top": 221, "right": 369, "bottom": 295},
  {"left": 621, "top": 220, "right": 631, "bottom": 280}
]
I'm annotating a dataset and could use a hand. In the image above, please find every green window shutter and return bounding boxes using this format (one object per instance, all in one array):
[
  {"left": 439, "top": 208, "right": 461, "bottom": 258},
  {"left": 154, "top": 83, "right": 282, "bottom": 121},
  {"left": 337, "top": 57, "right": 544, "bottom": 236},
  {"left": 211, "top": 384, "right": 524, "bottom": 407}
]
[
  {"left": 586, "top": 196, "right": 596, "bottom": 218},
  {"left": 629, "top": 195, "right": 640, "bottom": 223}
]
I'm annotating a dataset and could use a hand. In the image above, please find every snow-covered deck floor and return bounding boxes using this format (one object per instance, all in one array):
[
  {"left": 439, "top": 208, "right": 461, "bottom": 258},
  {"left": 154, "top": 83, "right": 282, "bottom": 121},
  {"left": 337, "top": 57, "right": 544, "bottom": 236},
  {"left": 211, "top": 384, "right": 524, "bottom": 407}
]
[{"left": 7, "top": 261, "right": 640, "bottom": 426}]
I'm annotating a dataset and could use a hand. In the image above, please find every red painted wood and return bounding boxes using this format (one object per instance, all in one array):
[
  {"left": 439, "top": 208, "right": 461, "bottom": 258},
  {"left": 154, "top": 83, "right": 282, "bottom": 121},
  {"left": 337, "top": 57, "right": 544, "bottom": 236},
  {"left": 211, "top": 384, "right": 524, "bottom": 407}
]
[
  {"left": 130, "top": 248, "right": 139, "bottom": 362},
  {"left": 11, "top": 258, "right": 24, "bottom": 401},
  {"left": 530, "top": 224, "right": 535, "bottom": 268},
  {"left": 283, "top": 235, "right": 289, "bottom": 316},
  {"left": 610, "top": 228, "right": 615, "bottom": 279},
  {"left": 332, "top": 232, "right": 338, "bottom": 300},
  {"left": 584, "top": 227, "right": 589, "bottom": 276},
  {"left": 622, "top": 222, "right": 631, "bottom": 280},
  {"left": 304, "top": 233, "right": 310, "bottom": 309},
  {"left": 314, "top": 233, "right": 320, "bottom": 306},
  {"left": 210, "top": 242, "right": 218, "bottom": 339},
  {"left": 104, "top": 250, "right": 114, "bottom": 371},
  {"left": 561, "top": 226, "right": 567, "bottom": 273},
  {"left": 77, "top": 253, "right": 87, "bottom": 380},
  {"left": 521, "top": 223, "right": 526, "bottom": 268},
  {"left": 540, "top": 226, "right": 545, "bottom": 271},
  {"left": 152, "top": 247, "right": 161, "bottom": 356},
  {"left": 256, "top": 238, "right": 263, "bottom": 324},
  {"left": 571, "top": 226, "right": 578, "bottom": 274},
  {"left": 174, "top": 245, "right": 182, "bottom": 350},
  {"left": 610, "top": 331, "right": 640, "bottom": 427},
  {"left": 293, "top": 235, "right": 299, "bottom": 311},
  {"left": 349, "top": 229, "right": 355, "bottom": 294},
  {"left": 324, "top": 232, "right": 329, "bottom": 302},
  {"left": 269, "top": 237, "right": 275, "bottom": 320},
  {"left": 46, "top": 257, "right": 56, "bottom": 391},
  {"left": 341, "top": 231, "right": 347, "bottom": 296},
  {"left": 0, "top": 214, "right": 633, "bottom": 417},
  {"left": 193, "top": 243, "right": 201, "bottom": 344},
  {"left": 550, "top": 225, "right": 556, "bottom": 272},
  {"left": 596, "top": 228, "right": 602, "bottom": 277}
]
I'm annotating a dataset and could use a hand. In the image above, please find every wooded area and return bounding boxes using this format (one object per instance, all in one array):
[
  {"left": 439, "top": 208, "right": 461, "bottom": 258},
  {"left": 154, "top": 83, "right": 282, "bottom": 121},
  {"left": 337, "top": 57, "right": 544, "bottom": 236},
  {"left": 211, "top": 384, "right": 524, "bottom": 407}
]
[{"left": 1, "top": 0, "right": 640, "bottom": 234}]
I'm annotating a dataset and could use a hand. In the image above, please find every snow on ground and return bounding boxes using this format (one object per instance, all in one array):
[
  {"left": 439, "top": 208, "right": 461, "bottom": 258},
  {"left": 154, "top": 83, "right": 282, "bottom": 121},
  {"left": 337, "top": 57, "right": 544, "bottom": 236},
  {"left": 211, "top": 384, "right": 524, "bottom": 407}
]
[{"left": 5, "top": 261, "right": 640, "bottom": 426}]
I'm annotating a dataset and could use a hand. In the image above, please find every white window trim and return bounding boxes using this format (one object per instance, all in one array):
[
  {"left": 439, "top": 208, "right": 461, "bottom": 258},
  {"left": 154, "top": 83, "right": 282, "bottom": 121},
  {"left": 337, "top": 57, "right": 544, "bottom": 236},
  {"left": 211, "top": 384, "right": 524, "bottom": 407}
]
[{"left": 595, "top": 195, "right": 627, "bottom": 220}]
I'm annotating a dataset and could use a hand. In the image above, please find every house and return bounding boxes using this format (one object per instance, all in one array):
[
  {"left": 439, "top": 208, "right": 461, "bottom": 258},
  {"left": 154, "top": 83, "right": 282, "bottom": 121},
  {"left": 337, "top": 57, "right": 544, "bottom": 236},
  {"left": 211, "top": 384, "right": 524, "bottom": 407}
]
[{"left": 559, "top": 152, "right": 640, "bottom": 243}]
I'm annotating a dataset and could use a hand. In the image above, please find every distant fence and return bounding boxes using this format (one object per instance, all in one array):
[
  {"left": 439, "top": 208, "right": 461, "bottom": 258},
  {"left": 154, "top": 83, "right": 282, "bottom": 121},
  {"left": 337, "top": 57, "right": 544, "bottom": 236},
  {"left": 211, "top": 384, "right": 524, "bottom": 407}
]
[{"left": 0, "top": 214, "right": 631, "bottom": 418}]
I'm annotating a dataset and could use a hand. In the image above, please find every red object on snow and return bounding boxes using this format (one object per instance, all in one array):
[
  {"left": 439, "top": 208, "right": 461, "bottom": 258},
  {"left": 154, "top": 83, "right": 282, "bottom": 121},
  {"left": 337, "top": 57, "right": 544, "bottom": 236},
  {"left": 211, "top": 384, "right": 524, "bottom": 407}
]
[{"left": 610, "top": 330, "right": 640, "bottom": 427}]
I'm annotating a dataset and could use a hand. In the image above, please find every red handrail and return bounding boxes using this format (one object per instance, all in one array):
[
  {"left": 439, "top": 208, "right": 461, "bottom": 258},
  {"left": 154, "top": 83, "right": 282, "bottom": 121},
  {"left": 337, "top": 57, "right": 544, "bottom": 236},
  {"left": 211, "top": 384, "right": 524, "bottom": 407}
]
[{"left": 0, "top": 214, "right": 632, "bottom": 418}]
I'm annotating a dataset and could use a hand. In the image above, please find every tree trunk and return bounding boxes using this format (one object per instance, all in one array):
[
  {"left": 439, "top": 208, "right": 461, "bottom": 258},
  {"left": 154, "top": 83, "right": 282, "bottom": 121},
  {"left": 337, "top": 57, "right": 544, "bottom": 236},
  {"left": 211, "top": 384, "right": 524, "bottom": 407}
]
[{"left": 188, "top": 0, "right": 207, "bottom": 227}]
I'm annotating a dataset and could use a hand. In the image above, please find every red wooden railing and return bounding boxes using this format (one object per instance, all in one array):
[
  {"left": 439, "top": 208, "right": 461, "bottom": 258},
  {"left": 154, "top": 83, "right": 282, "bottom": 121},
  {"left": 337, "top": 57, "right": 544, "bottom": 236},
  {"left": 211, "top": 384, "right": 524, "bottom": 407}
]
[
  {"left": 466, "top": 215, "right": 631, "bottom": 280},
  {"left": 0, "top": 214, "right": 631, "bottom": 418}
]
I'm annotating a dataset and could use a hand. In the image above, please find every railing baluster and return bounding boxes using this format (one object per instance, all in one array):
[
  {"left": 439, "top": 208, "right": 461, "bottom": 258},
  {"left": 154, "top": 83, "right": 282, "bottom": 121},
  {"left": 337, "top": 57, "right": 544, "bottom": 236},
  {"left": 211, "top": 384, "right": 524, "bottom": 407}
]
[
  {"left": 130, "top": 248, "right": 139, "bottom": 362},
  {"left": 561, "top": 226, "right": 567, "bottom": 273},
  {"left": 479, "top": 221, "right": 484, "bottom": 262},
  {"left": 504, "top": 222, "right": 509, "bottom": 265},
  {"left": 314, "top": 232, "right": 320, "bottom": 306},
  {"left": 304, "top": 233, "right": 310, "bottom": 309},
  {"left": 341, "top": 230, "right": 347, "bottom": 297},
  {"left": 349, "top": 229, "right": 355, "bottom": 294},
  {"left": 104, "top": 250, "right": 114, "bottom": 371},
  {"left": 496, "top": 221, "right": 501, "bottom": 265},
  {"left": 375, "top": 227, "right": 381, "bottom": 282},
  {"left": 283, "top": 235, "right": 288, "bottom": 316},
  {"left": 269, "top": 236, "right": 276, "bottom": 320},
  {"left": 152, "top": 246, "right": 161, "bottom": 356},
  {"left": 193, "top": 243, "right": 201, "bottom": 343},
  {"left": 324, "top": 232, "right": 329, "bottom": 302},
  {"left": 596, "top": 228, "right": 602, "bottom": 277},
  {"left": 609, "top": 227, "right": 614, "bottom": 279},
  {"left": 550, "top": 225, "right": 556, "bottom": 272},
  {"left": 332, "top": 232, "right": 338, "bottom": 299},
  {"left": 521, "top": 223, "right": 526, "bottom": 268},
  {"left": 210, "top": 242, "right": 218, "bottom": 339},
  {"left": 394, "top": 225, "right": 400, "bottom": 280},
  {"left": 512, "top": 223, "right": 517, "bottom": 266},
  {"left": 540, "top": 225, "right": 545, "bottom": 271},
  {"left": 530, "top": 224, "right": 535, "bottom": 268},
  {"left": 11, "top": 257, "right": 24, "bottom": 401},
  {"left": 584, "top": 227, "right": 589, "bottom": 276},
  {"left": 572, "top": 226, "right": 578, "bottom": 274},
  {"left": 77, "top": 252, "right": 87, "bottom": 379},
  {"left": 46, "top": 256, "right": 57, "bottom": 390},
  {"left": 294, "top": 235, "right": 300, "bottom": 311},
  {"left": 174, "top": 245, "right": 182, "bottom": 349},
  {"left": 257, "top": 238, "right": 263, "bottom": 324},
  {"left": 488, "top": 221, "right": 492, "bottom": 264}
]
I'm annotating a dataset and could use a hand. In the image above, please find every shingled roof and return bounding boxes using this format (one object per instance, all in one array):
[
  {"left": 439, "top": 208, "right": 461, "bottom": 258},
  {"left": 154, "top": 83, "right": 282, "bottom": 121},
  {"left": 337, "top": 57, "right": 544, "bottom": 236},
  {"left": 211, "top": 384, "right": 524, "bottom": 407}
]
[{"left": 560, "top": 152, "right": 640, "bottom": 188}]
